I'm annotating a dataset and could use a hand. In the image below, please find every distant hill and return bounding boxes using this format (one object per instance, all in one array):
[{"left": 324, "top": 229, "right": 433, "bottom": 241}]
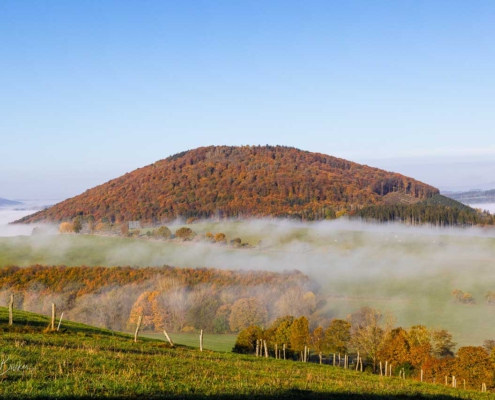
[
  {"left": 15, "top": 145, "right": 441, "bottom": 224},
  {"left": 445, "top": 189, "right": 495, "bottom": 204},
  {"left": 0, "top": 197, "right": 22, "bottom": 206}
]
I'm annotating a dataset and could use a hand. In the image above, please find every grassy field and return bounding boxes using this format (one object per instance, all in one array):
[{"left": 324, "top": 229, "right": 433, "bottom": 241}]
[
  {"left": 142, "top": 332, "right": 237, "bottom": 352},
  {"left": 0, "top": 306, "right": 493, "bottom": 399},
  {"left": 1, "top": 221, "right": 495, "bottom": 347}
]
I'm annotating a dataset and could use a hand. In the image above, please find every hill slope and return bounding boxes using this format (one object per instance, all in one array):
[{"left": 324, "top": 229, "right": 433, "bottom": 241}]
[
  {"left": 16, "top": 145, "right": 439, "bottom": 223},
  {"left": 446, "top": 189, "right": 495, "bottom": 204},
  {"left": 0, "top": 197, "right": 22, "bottom": 206}
]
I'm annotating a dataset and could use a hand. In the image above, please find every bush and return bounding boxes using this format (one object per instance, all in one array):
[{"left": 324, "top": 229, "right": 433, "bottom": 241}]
[
  {"left": 233, "top": 325, "right": 263, "bottom": 354},
  {"left": 175, "top": 227, "right": 195, "bottom": 241},
  {"left": 156, "top": 226, "right": 172, "bottom": 239},
  {"left": 214, "top": 233, "right": 227, "bottom": 243}
]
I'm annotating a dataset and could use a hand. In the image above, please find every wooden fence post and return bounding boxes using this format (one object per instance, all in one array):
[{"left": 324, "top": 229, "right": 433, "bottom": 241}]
[
  {"left": 51, "top": 303, "right": 56, "bottom": 330},
  {"left": 333, "top": 353, "right": 335, "bottom": 366},
  {"left": 8, "top": 294, "right": 14, "bottom": 326},
  {"left": 275, "top": 344, "right": 278, "bottom": 359},
  {"left": 283, "top": 343, "right": 286, "bottom": 360},
  {"left": 263, "top": 340, "right": 268, "bottom": 358},
  {"left": 200, "top": 329, "right": 203, "bottom": 352},
  {"left": 163, "top": 329, "right": 174, "bottom": 347},
  {"left": 57, "top": 312, "right": 64, "bottom": 331},
  {"left": 134, "top": 315, "right": 142, "bottom": 343},
  {"left": 389, "top": 364, "right": 392, "bottom": 377},
  {"left": 420, "top": 369, "right": 423, "bottom": 382},
  {"left": 255, "top": 340, "right": 259, "bottom": 357}
]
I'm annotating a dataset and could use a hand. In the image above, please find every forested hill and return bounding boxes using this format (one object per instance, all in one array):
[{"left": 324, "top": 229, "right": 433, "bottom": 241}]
[{"left": 16, "top": 145, "right": 440, "bottom": 224}]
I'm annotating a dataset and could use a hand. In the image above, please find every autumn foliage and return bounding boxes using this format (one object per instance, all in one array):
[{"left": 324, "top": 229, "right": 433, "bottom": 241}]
[{"left": 16, "top": 145, "right": 439, "bottom": 224}]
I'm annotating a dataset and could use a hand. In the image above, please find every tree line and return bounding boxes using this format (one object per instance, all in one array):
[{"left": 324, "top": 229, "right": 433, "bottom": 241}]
[{"left": 233, "top": 307, "right": 495, "bottom": 390}]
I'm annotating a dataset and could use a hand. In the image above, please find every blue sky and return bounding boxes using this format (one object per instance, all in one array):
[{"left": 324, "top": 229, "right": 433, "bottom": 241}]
[{"left": 1, "top": 1, "right": 495, "bottom": 199}]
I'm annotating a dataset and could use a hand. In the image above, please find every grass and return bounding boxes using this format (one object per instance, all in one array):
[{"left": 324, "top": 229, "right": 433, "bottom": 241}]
[
  {"left": 142, "top": 332, "right": 237, "bottom": 352},
  {"left": 0, "top": 307, "right": 493, "bottom": 399}
]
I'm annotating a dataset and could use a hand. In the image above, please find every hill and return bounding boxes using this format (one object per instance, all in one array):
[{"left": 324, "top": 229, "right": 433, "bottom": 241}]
[
  {"left": 0, "top": 197, "right": 22, "bottom": 206},
  {"left": 15, "top": 145, "right": 439, "bottom": 224},
  {"left": 0, "top": 307, "right": 490, "bottom": 398},
  {"left": 446, "top": 189, "right": 495, "bottom": 204}
]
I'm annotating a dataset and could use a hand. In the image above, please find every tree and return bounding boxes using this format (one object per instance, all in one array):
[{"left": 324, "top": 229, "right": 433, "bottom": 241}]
[
  {"left": 214, "top": 233, "right": 227, "bottom": 243},
  {"left": 120, "top": 223, "right": 129, "bottom": 236},
  {"left": 325, "top": 319, "right": 351, "bottom": 354},
  {"left": 350, "top": 307, "right": 395, "bottom": 372},
  {"left": 290, "top": 316, "right": 310, "bottom": 356},
  {"left": 155, "top": 226, "right": 171, "bottom": 239},
  {"left": 378, "top": 328, "right": 411, "bottom": 367},
  {"left": 72, "top": 219, "right": 82, "bottom": 234},
  {"left": 431, "top": 329, "right": 456, "bottom": 358},
  {"left": 213, "top": 305, "right": 231, "bottom": 333},
  {"left": 59, "top": 222, "right": 73, "bottom": 234},
  {"left": 233, "top": 325, "right": 263, "bottom": 354},
  {"left": 186, "top": 297, "right": 219, "bottom": 332},
  {"left": 229, "top": 297, "right": 268, "bottom": 332},
  {"left": 455, "top": 346, "right": 493, "bottom": 389},
  {"left": 310, "top": 326, "right": 326, "bottom": 363},
  {"left": 483, "top": 339, "right": 495, "bottom": 353},
  {"left": 175, "top": 227, "right": 195, "bottom": 241}
]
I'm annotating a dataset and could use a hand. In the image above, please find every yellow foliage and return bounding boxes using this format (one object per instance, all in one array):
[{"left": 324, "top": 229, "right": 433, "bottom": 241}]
[{"left": 59, "top": 222, "right": 73, "bottom": 234}]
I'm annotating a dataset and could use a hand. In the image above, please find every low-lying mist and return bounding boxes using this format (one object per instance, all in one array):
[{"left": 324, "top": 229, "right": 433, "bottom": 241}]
[{"left": 1, "top": 217, "right": 495, "bottom": 346}]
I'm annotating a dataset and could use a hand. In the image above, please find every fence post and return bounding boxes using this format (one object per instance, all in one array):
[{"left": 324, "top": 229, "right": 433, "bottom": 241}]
[
  {"left": 51, "top": 303, "right": 56, "bottom": 330},
  {"left": 8, "top": 294, "right": 14, "bottom": 326},
  {"left": 134, "top": 315, "right": 142, "bottom": 343},
  {"left": 163, "top": 329, "right": 174, "bottom": 347},
  {"left": 275, "top": 344, "right": 278, "bottom": 359},
  {"left": 420, "top": 369, "right": 423, "bottom": 382},
  {"left": 263, "top": 340, "right": 268, "bottom": 358},
  {"left": 57, "top": 312, "right": 64, "bottom": 331},
  {"left": 200, "top": 329, "right": 203, "bottom": 352},
  {"left": 255, "top": 340, "right": 259, "bottom": 357},
  {"left": 283, "top": 343, "right": 286, "bottom": 360}
]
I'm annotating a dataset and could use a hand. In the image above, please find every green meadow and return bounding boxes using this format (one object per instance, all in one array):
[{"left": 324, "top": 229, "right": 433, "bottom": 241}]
[{"left": 0, "top": 307, "right": 492, "bottom": 399}]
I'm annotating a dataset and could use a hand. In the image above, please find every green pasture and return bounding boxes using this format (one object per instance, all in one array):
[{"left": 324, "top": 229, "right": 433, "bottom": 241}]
[
  {"left": 0, "top": 306, "right": 491, "bottom": 399},
  {"left": 142, "top": 332, "right": 237, "bottom": 352}
]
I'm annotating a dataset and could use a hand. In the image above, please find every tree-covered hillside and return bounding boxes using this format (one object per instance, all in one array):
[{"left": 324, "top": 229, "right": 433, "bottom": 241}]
[{"left": 16, "top": 145, "right": 439, "bottom": 224}]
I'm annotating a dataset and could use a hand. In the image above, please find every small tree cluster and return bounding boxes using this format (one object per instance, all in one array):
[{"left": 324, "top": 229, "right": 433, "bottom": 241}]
[{"left": 452, "top": 289, "right": 476, "bottom": 304}]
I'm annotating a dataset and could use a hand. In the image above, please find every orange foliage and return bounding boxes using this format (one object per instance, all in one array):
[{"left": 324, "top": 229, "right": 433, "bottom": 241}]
[{"left": 16, "top": 145, "right": 438, "bottom": 224}]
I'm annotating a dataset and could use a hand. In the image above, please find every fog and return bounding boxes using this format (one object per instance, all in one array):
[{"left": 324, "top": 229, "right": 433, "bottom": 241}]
[
  {"left": 0, "top": 199, "right": 60, "bottom": 237},
  {"left": 468, "top": 203, "right": 495, "bottom": 214},
  {"left": 1, "top": 216, "right": 495, "bottom": 346}
]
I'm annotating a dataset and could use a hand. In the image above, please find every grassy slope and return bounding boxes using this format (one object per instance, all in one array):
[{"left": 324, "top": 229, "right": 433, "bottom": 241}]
[
  {"left": 142, "top": 332, "right": 237, "bottom": 353},
  {"left": 0, "top": 307, "right": 491, "bottom": 399}
]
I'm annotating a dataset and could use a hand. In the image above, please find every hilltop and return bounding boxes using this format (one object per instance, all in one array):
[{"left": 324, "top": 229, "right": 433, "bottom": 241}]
[{"left": 16, "top": 145, "right": 439, "bottom": 224}]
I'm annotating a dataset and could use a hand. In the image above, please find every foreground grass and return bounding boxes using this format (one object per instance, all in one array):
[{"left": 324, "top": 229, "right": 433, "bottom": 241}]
[{"left": 0, "top": 307, "right": 493, "bottom": 399}]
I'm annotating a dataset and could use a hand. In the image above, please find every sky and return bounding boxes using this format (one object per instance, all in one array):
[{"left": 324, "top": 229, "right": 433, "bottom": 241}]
[{"left": 1, "top": 0, "right": 495, "bottom": 199}]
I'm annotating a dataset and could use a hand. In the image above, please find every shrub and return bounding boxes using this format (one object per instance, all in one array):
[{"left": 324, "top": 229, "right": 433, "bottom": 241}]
[
  {"left": 214, "top": 233, "right": 227, "bottom": 243},
  {"left": 156, "top": 226, "right": 172, "bottom": 239},
  {"left": 175, "top": 227, "right": 195, "bottom": 241},
  {"left": 233, "top": 325, "right": 263, "bottom": 354}
]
